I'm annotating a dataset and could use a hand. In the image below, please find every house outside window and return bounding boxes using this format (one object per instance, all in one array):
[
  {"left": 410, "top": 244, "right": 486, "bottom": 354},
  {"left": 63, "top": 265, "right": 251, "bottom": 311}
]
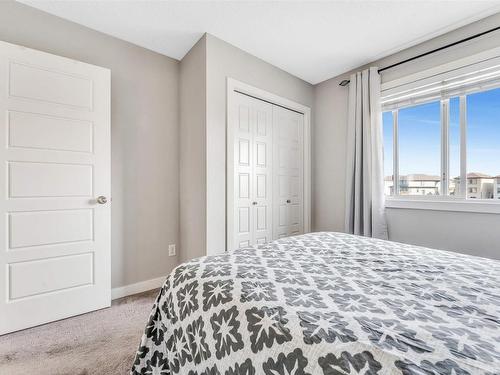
[{"left": 495, "top": 177, "right": 500, "bottom": 199}]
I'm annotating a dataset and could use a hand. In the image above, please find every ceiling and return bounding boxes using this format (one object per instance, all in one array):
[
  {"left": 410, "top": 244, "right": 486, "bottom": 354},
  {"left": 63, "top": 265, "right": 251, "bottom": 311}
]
[{"left": 18, "top": 1, "right": 500, "bottom": 84}]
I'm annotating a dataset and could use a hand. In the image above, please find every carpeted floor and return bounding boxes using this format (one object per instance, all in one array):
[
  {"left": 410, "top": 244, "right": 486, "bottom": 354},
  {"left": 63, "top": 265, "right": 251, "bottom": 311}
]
[{"left": 0, "top": 289, "right": 158, "bottom": 375}]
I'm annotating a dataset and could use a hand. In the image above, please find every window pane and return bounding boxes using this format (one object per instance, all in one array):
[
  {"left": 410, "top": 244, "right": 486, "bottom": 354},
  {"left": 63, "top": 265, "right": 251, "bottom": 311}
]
[
  {"left": 382, "top": 111, "right": 393, "bottom": 195},
  {"left": 466, "top": 87, "right": 500, "bottom": 199},
  {"left": 398, "top": 101, "right": 441, "bottom": 196},
  {"left": 449, "top": 97, "right": 460, "bottom": 196}
]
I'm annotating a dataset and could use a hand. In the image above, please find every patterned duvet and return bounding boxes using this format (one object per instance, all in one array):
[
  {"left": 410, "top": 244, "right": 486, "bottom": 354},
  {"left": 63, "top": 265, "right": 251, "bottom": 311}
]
[{"left": 131, "top": 232, "right": 500, "bottom": 375}]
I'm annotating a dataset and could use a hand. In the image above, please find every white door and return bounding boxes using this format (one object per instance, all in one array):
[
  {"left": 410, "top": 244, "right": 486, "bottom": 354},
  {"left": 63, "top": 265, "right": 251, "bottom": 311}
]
[
  {"left": 0, "top": 41, "right": 111, "bottom": 334},
  {"left": 273, "top": 105, "right": 304, "bottom": 239},
  {"left": 232, "top": 93, "right": 273, "bottom": 249}
]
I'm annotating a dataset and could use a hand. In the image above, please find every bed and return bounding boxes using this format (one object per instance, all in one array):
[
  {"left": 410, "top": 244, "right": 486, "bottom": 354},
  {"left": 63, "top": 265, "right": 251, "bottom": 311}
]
[{"left": 131, "top": 232, "right": 500, "bottom": 375}]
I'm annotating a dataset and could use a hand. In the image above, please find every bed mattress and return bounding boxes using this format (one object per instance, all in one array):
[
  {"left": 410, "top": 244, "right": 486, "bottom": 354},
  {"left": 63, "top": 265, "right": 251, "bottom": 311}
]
[{"left": 131, "top": 232, "right": 500, "bottom": 374}]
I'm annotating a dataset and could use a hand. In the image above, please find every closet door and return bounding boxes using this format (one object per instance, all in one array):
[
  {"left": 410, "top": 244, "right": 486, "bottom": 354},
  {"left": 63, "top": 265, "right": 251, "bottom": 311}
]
[
  {"left": 252, "top": 99, "right": 273, "bottom": 245},
  {"left": 233, "top": 93, "right": 273, "bottom": 248},
  {"left": 273, "top": 106, "right": 304, "bottom": 239}
]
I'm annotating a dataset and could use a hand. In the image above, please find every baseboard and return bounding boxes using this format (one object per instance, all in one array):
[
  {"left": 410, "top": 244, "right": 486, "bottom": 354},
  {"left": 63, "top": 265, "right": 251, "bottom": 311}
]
[{"left": 111, "top": 275, "right": 166, "bottom": 300}]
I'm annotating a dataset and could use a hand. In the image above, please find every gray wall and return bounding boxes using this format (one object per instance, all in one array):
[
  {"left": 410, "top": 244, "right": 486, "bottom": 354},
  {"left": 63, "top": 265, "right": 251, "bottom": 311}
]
[
  {"left": 179, "top": 36, "right": 207, "bottom": 262},
  {"left": 0, "top": 1, "right": 315, "bottom": 281},
  {"left": 179, "top": 34, "right": 315, "bottom": 261},
  {"left": 313, "top": 12, "right": 500, "bottom": 259},
  {"left": 0, "top": 1, "right": 181, "bottom": 287},
  {"left": 205, "top": 34, "right": 314, "bottom": 255},
  {"left": 4, "top": 0, "right": 497, "bottom": 279}
]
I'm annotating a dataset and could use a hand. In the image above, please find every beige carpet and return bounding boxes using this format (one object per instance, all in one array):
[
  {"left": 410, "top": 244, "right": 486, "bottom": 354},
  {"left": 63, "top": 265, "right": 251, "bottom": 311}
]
[{"left": 0, "top": 289, "right": 158, "bottom": 375}]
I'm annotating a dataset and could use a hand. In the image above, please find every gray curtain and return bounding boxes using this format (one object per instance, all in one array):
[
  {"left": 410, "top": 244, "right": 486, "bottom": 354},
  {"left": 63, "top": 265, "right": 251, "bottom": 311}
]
[{"left": 344, "top": 67, "right": 388, "bottom": 239}]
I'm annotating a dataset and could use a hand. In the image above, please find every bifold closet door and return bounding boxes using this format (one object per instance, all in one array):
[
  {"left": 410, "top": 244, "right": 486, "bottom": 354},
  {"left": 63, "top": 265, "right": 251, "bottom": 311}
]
[
  {"left": 272, "top": 105, "right": 304, "bottom": 239},
  {"left": 233, "top": 93, "right": 273, "bottom": 248},
  {"left": 0, "top": 41, "right": 111, "bottom": 334}
]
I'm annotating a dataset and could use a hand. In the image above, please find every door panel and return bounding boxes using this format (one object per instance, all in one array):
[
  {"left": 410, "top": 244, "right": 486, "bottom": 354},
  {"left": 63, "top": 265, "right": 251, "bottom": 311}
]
[
  {"left": 273, "top": 106, "right": 304, "bottom": 239},
  {"left": 256, "top": 142, "right": 267, "bottom": 167},
  {"left": 9, "top": 161, "right": 93, "bottom": 197},
  {"left": 238, "top": 173, "right": 250, "bottom": 198},
  {"left": 232, "top": 93, "right": 273, "bottom": 249},
  {"left": 256, "top": 206, "right": 267, "bottom": 230},
  {"left": 8, "top": 111, "right": 93, "bottom": 152},
  {"left": 252, "top": 99, "right": 273, "bottom": 246},
  {"left": 0, "top": 41, "right": 110, "bottom": 334},
  {"left": 238, "top": 139, "right": 250, "bottom": 165},
  {"left": 9, "top": 61, "right": 93, "bottom": 109},
  {"left": 9, "top": 253, "right": 93, "bottom": 300},
  {"left": 9, "top": 209, "right": 93, "bottom": 248},
  {"left": 256, "top": 174, "right": 267, "bottom": 198},
  {"left": 234, "top": 99, "right": 253, "bottom": 248},
  {"left": 238, "top": 207, "right": 250, "bottom": 232}
]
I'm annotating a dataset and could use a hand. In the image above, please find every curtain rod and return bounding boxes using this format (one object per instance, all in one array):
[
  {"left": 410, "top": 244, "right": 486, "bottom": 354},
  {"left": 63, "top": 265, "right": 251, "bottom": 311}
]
[{"left": 338, "top": 25, "right": 500, "bottom": 87}]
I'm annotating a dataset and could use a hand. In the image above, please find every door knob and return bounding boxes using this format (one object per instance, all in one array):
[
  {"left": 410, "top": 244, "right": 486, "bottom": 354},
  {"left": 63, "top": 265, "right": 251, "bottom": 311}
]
[
  {"left": 252, "top": 201, "right": 257, "bottom": 205},
  {"left": 96, "top": 196, "right": 108, "bottom": 204},
  {"left": 286, "top": 199, "right": 291, "bottom": 203}
]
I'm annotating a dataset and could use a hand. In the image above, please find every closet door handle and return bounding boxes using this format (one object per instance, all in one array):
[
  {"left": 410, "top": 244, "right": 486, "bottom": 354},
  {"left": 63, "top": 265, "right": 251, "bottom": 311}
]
[
  {"left": 252, "top": 201, "right": 258, "bottom": 205},
  {"left": 96, "top": 196, "right": 108, "bottom": 204},
  {"left": 286, "top": 199, "right": 291, "bottom": 204}
]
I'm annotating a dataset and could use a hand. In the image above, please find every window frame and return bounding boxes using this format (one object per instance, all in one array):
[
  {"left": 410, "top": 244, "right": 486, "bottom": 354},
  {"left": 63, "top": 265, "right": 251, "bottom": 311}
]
[
  {"left": 384, "top": 92, "right": 500, "bottom": 214},
  {"left": 381, "top": 46, "right": 500, "bottom": 214}
]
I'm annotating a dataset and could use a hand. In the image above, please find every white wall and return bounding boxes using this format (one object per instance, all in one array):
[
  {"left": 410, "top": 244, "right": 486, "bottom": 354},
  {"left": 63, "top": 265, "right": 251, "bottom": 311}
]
[
  {"left": 0, "top": 1, "right": 181, "bottom": 287},
  {"left": 314, "top": 12, "right": 500, "bottom": 260},
  {"left": 205, "top": 34, "right": 314, "bottom": 255}
]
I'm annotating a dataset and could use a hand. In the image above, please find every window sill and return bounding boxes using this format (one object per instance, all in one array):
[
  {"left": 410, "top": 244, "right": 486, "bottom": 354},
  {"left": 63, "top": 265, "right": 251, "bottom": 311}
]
[{"left": 385, "top": 197, "right": 500, "bottom": 214}]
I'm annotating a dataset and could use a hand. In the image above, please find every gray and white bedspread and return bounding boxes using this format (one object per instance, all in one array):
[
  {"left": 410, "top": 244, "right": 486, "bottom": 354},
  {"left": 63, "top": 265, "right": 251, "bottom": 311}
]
[{"left": 131, "top": 232, "right": 500, "bottom": 375}]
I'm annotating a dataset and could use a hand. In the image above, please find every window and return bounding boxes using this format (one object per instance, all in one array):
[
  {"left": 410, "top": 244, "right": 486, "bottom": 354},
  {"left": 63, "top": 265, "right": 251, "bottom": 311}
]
[
  {"left": 466, "top": 88, "right": 500, "bottom": 199},
  {"left": 449, "top": 97, "right": 460, "bottom": 196},
  {"left": 398, "top": 101, "right": 440, "bottom": 196},
  {"left": 383, "top": 86, "right": 500, "bottom": 200},
  {"left": 382, "top": 112, "right": 394, "bottom": 196}
]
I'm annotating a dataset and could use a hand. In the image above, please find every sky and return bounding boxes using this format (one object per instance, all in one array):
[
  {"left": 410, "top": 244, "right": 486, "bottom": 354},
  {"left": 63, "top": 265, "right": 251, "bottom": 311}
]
[{"left": 383, "top": 86, "right": 500, "bottom": 178}]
